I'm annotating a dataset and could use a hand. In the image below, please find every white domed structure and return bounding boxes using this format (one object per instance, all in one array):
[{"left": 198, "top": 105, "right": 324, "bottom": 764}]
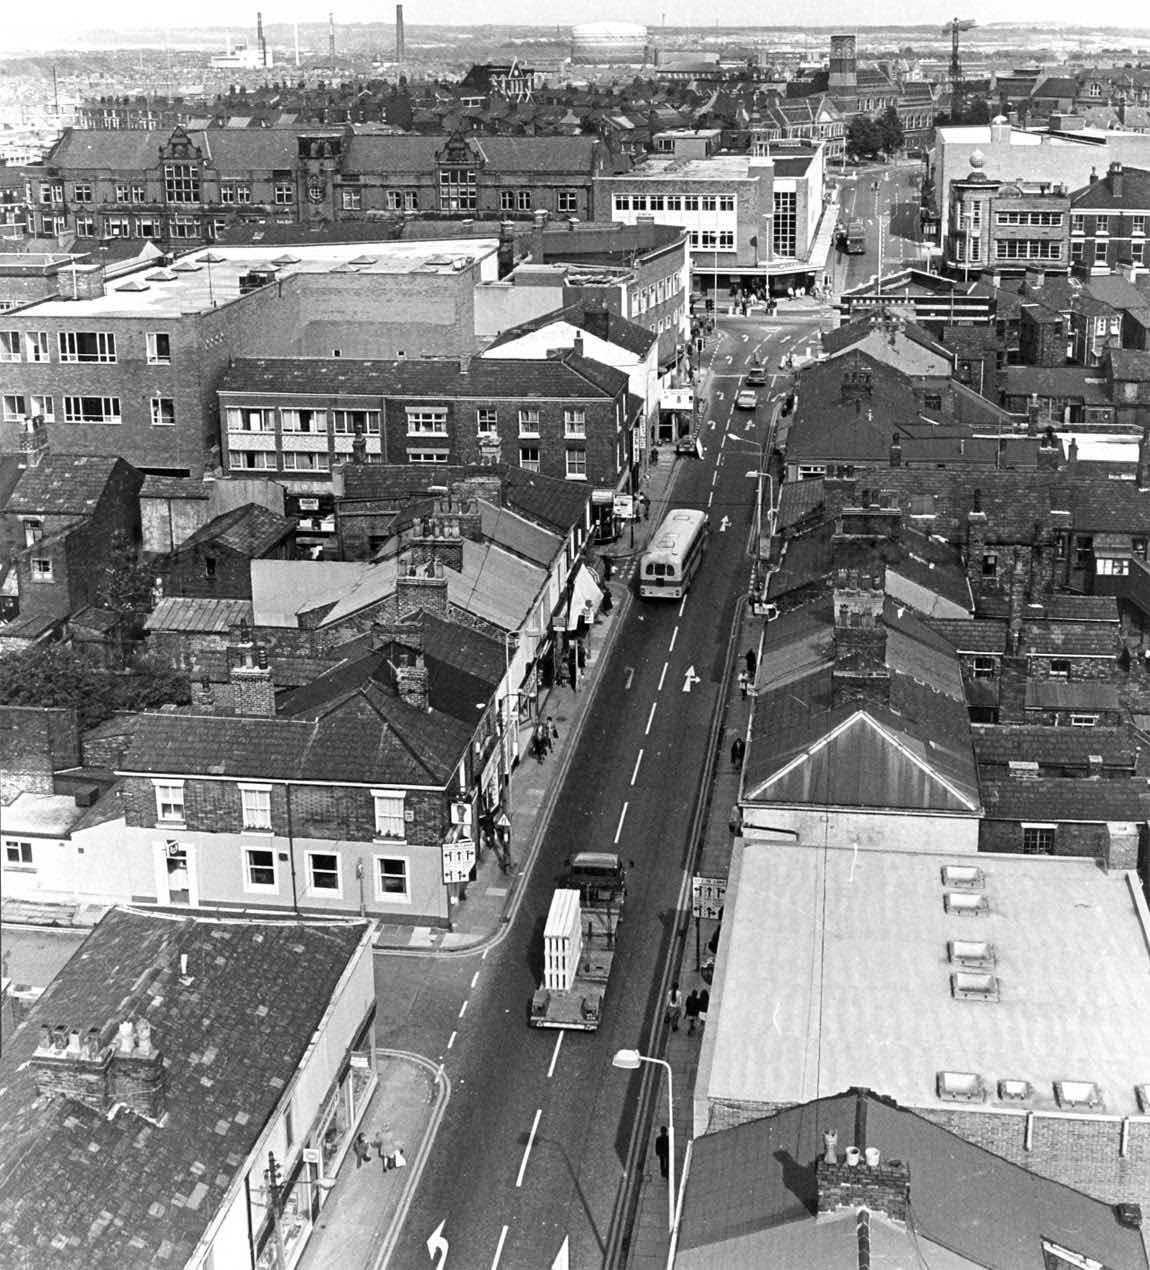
[{"left": 571, "top": 21, "right": 648, "bottom": 65}]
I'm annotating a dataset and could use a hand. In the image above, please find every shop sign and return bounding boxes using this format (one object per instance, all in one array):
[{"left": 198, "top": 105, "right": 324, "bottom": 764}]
[
  {"left": 613, "top": 493, "right": 634, "bottom": 520},
  {"left": 591, "top": 488, "right": 614, "bottom": 505}
]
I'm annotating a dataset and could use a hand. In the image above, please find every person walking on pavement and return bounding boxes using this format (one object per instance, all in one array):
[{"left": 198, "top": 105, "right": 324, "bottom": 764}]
[
  {"left": 698, "top": 988, "right": 710, "bottom": 1030},
  {"left": 666, "top": 981, "right": 683, "bottom": 1032},
  {"left": 655, "top": 1126, "right": 670, "bottom": 1180},
  {"left": 685, "top": 988, "right": 700, "bottom": 1035},
  {"left": 353, "top": 1132, "right": 371, "bottom": 1168},
  {"left": 731, "top": 736, "right": 745, "bottom": 771},
  {"left": 738, "top": 669, "right": 749, "bottom": 699},
  {"left": 745, "top": 647, "right": 757, "bottom": 680}
]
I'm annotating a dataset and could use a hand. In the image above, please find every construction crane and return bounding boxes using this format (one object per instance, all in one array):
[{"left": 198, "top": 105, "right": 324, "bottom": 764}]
[{"left": 942, "top": 16, "right": 976, "bottom": 87}]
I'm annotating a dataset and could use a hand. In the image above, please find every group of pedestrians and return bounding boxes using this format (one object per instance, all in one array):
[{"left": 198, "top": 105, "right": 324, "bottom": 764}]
[
  {"left": 665, "top": 981, "right": 709, "bottom": 1036},
  {"left": 352, "top": 1131, "right": 406, "bottom": 1173},
  {"left": 532, "top": 715, "right": 559, "bottom": 763}
]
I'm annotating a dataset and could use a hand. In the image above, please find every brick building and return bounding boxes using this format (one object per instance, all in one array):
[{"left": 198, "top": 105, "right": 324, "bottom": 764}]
[
  {"left": 217, "top": 352, "right": 631, "bottom": 498},
  {"left": 1069, "top": 161, "right": 1150, "bottom": 278},
  {"left": 157, "top": 503, "right": 296, "bottom": 600},
  {"left": 945, "top": 163, "right": 1071, "bottom": 278}
]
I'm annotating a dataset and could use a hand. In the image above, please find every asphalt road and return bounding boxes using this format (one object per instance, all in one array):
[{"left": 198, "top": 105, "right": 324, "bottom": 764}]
[
  {"left": 830, "top": 159, "right": 929, "bottom": 290},
  {"left": 381, "top": 312, "right": 825, "bottom": 1270}
]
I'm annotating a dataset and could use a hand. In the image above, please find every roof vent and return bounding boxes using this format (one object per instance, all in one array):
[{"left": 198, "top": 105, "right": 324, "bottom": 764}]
[
  {"left": 941, "top": 864, "right": 984, "bottom": 889},
  {"left": 945, "top": 891, "right": 988, "bottom": 916},
  {"left": 1008, "top": 759, "right": 1040, "bottom": 778},
  {"left": 1054, "top": 1080, "right": 1103, "bottom": 1110},
  {"left": 1115, "top": 1203, "right": 1143, "bottom": 1230},
  {"left": 937, "top": 1071, "right": 985, "bottom": 1102},
  {"left": 948, "top": 939, "right": 995, "bottom": 967},
  {"left": 998, "top": 1078, "right": 1032, "bottom": 1102},
  {"left": 951, "top": 971, "right": 1000, "bottom": 1001}
]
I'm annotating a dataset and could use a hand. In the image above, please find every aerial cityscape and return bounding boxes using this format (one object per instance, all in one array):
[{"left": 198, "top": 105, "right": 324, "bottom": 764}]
[{"left": 4, "top": 11, "right": 1150, "bottom": 1270}]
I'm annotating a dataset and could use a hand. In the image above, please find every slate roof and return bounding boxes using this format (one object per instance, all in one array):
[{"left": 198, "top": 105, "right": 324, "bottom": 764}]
[
  {"left": 775, "top": 477, "right": 825, "bottom": 531},
  {"left": 1000, "top": 366, "right": 1112, "bottom": 405},
  {"left": 139, "top": 475, "right": 211, "bottom": 501},
  {"left": 484, "top": 301, "right": 657, "bottom": 358},
  {"left": 972, "top": 723, "right": 1142, "bottom": 772},
  {"left": 1021, "top": 622, "right": 1119, "bottom": 657},
  {"left": 343, "top": 133, "right": 600, "bottom": 174},
  {"left": 219, "top": 353, "right": 628, "bottom": 400},
  {"left": 675, "top": 1088, "right": 1150, "bottom": 1270},
  {"left": 0, "top": 909, "right": 368, "bottom": 1270},
  {"left": 173, "top": 502, "right": 296, "bottom": 558},
  {"left": 1025, "top": 680, "right": 1121, "bottom": 712},
  {"left": 1070, "top": 165, "right": 1150, "bottom": 209},
  {"left": 6, "top": 455, "right": 132, "bottom": 516},
  {"left": 1109, "top": 348, "right": 1150, "bottom": 381},
  {"left": 821, "top": 315, "right": 951, "bottom": 361},
  {"left": 926, "top": 617, "right": 1007, "bottom": 654},
  {"left": 982, "top": 776, "right": 1150, "bottom": 822},
  {"left": 118, "top": 692, "right": 472, "bottom": 786},
  {"left": 477, "top": 498, "right": 561, "bottom": 566}
]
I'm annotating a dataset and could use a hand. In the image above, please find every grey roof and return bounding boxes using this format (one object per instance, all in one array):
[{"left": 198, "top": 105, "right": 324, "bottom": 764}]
[
  {"left": 173, "top": 502, "right": 296, "bottom": 558},
  {"left": 478, "top": 498, "right": 562, "bottom": 566},
  {"left": 485, "top": 300, "right": 657, "bottom": 358},
  {"left": 6, "top": 455, "right": 136, "bottom": 516},
  {"left": 972, "top": 723, "right": 1142, "bottom": 772},
  {"left": 1000, "top": 366, "right": 1112, "bottom": 404},
  {"left": 145, "top": 597, "right": 253, "bottom": 633},
  {"left": 982, "top": 776, "right": 1150, "bottom": 823},
  {"left": 0, "top": 908, "right": 367, "bottom": 1270},
  {"left": 676, "top": 1088, "right": 1150, "bottom": 1270},
  {"left": 926, "top": 617, "right": 1007, "bottom": 654},
  {"left": 343, "top": 132, "right": 600, "bottom": 175},
  {"left": 1071, "top": 165, "right": 1150, "bottom": 209},
  {"left": 1025, "top": 680, "right": 1122, "bottom": 712}
]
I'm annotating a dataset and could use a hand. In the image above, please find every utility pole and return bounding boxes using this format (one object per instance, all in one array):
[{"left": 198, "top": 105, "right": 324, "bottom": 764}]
[{"left": 263, "top": 1151, "right": 287, "bottom": 1270}]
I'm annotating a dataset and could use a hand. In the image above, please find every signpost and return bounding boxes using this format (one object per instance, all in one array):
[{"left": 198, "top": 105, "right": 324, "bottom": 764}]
[{"left": 692, "top": 874, "right": 728, "bottom": 970}]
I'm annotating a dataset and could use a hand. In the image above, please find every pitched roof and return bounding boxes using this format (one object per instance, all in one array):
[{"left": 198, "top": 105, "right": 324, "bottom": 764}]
[
  {"left": 972, "top": 723, "right": 1141, "bottom": 771},
  {"left": 484, "top": 301, "right": 657, "bottom": 358},
  {"left": 1071, "top": 165, "right": 1150, "bottom": 209},
  {"left": 0, "top": 909, "right": 368, "bottom": 1270},
  {"left": 926, "top": 617, "right": 1008, "bottom": 654},
  {"left": 982, "top": 776, "right": 1150, "bottom": 822},
  {"left": 6, "top": 455, "right": 134, "bottom": 516},
  {"left": 173, "top": 502, "right": 296, "bottom": 558},
  {"left": 145, "top": 597, "right": 254, "bottom": 633},
  {"left": 343, "top": 132, "right": 599, "bottom": 174}
]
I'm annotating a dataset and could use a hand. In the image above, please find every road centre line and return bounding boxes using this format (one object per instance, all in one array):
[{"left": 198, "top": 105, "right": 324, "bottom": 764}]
[
  {"left": 631, "top": 749, "right": 644, "bottom": 786},
  {"left": 645, "top": 702, "right": 657, "bottom": 735},
  {"left": 678, "top": 596, "right": 687, "bottom": 618},
  {"left": 458, "top": 999, "right": 468, "bottom": 1019},
  {"left": 614, "top": 802, "right": 629, "bottom": 845},
  {"left": 668, "top": 625, "right": 678, "bottom": 652},
  {"left": 491, "top": 1225, "right": 509, "bottom": 1269},
  {"left": 447, "top": 1030, "right": 456, "bottom": 1050},
  {"left": 470, "top": 971, "right": 479, "bottom": 989},
  {"left": 658, "top": 661, "right": 668, "bottom": 691},
  {"left": 547, "top": 1031, "right": 564, "bottom": 1079},
  {"left": 707, "top": 491, "right": 714, "bottom": 508},
  {"left": 515, "top": 1109, "right": 542, "bottom": 1188}
]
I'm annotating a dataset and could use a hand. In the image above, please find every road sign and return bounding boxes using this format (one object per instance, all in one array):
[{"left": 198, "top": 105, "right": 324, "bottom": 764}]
[
  {"left": 692, "top": 875, "right": 727, "bottom": 920},
  {"left": 613, "top": 493, "right": 634, "bottom": 520},
  {"left": 441, "top": 834, "right": 476, "bottom": 885}
]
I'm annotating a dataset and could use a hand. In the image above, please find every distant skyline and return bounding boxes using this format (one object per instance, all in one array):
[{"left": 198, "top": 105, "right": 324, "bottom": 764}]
[{"left": 3, "top": 2, "right": 1150, "bottom": 52}]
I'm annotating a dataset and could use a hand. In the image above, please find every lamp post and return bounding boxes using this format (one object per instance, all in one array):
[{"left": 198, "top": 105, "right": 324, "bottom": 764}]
[{"left": 613, "top": 1048, "right": 675, "bottom": 1234}]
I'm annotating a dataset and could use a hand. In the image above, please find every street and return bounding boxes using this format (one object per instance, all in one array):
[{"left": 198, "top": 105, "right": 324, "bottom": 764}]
[
  {"left": 828, "top": 159, "right": 929, "bottom": 293},
  {"left": 380, "top": 305, "right": 827, "bottom": 1269}
]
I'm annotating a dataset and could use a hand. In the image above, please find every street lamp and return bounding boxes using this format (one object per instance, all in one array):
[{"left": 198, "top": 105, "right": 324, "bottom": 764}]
[{"left": 613, "top": 1048, "right": 675, "bottom": 1234}]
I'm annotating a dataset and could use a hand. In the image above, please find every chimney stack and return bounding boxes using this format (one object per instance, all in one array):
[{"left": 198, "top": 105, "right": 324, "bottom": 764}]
[
  {"left": 831, "top": 569, "right": 889, "bottom": 706},
  {"left": 572, "top": 331, "right": 584, "bottom": 361},
  {"left": 373, "top": 622, "right": 429, "bottom": 711},
  {"left": 816, "top": 1150, "right": 910, "bottom": 1222},
  {"left": 29, "top": 1017, "right": 167, "bottom": 1122},
  {"left": 889, "top": 433, "right": 902, "bottom": 467},
  {"left": 229, "top": 635, "right": 276, "bottom": 717},
  {"left": 396, "top": 552, "right": 449, "bottom": 619},
  {"left": 1138, "top": 417, "right": 1150, "bottom": 491},
  {"left": 532, "top": 208, "right": 548, "bottom": 262},
  {"left": 1109, "top": 160, "right": 1124, "bottom": 198}
]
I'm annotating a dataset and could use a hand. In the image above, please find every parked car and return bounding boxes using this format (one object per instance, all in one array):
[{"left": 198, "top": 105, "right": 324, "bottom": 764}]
[{"left": 735, "top": 389, "right": 759, "bottom": 409}]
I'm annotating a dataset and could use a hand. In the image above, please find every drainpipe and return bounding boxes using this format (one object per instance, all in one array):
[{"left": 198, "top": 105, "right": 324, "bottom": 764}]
[{"left": 284, "top": 783, "right": 301, "bottom": 916}]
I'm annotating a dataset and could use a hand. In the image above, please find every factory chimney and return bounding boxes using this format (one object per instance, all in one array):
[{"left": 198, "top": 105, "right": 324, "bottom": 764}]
[
  {"left": 294, "top": 21, "right": 300, "bottom": 67},
  {"left": 257, "top": 11, "right": 267, "bottom": 69},
  {"left": 329, "top": 11, "right": 336, "bottom": 78},
  {"left": 396, "top": 4, "right": 406, "bottom": 65}
]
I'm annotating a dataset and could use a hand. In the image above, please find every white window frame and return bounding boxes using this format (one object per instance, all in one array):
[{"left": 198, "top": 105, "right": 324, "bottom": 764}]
[
  {"left": 146, "top": 331, "right": 171, "bottom": 364},
  {"left": 281, "top": 407, "right": 327, "bottom": 434},
  {"left": 226, "top": 407, "right": 274, "bottom": 433},
  {"left": 565, "top": 448, "right": 587, "bottom": 480},
  {"left": 307, "top": 850, "right": 342, "bottom": 896},
  {"left": 150, "top": 397, "right": 175, "bottom": 426},
  {"left": 154, "top": 779, "right": 186, "bottom": 825},
  {"left": 243, "top": 845, "right": 278, "bottom": 893},
  {"left": 0, "top": 331, "right": 20, "bottom": 361},
  {"left": 273, "top": 181, "right": 295, "bottom": 206},
  {"left": 341, "top": 188, "right": 362, "bottom": 210},
  {"left": 372, "top": 789, "right": 407, "bottom": 840},
  {"left": 3, "top": 839, "right": 34, "bottom": 869},
  {"left": 1, "top": 395, "right": 25, "bottom": 422},
  {"left": 239, "top": 783, "right": 273, "bottom": 832},
  {"left": 1021, "top": 823, "right": 1056, "bottom": 853},
  {"left": 63, "top": 395, "right": 121, "bottom": 424},
  {"left": 518, "top": 408, "right": 540, "bottom": 437},
  {"left": 519, "top": 445, "right": 540, "bottom": 472},
  {"left": 476, "top": 408, "right": 498, "bottom": 435},
  {"left": 375, "top": 855, "right": 411, "bottom": 902},
  {"left": 332, "top": 409, "right": 380, "bottom": 435},
  {"left": 24, "top": 331, "right": 50, "bottom": 362},
  {"left": 281, "top": 450, "right": 331, "bottom": 472},
  {"left": 563, "top": 407, "right": 586, "bottom": 438},
  {"left": 58, "top": 331, "right": 116, "bottom": 363},
  {"left": 1070, "top": 713, "right": 1099, "bottom": 728},
  {"left": 405, "top": 407, "right": 448, "bottom": 436}
]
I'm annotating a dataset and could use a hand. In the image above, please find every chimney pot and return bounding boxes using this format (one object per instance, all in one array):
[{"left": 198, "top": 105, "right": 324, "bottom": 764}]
[
  {"left": 117, "top": 1019, "right": 135, "bottom": 1054},
  {"left": 823, "top": 1129, "right": 839, "bottom": 1163},
  {"left": 845, "top": 1146, "right": 862, "bottom": 1167},
  {"left": 865, "top": 1146, "right": 881, "bottom": 1167}
]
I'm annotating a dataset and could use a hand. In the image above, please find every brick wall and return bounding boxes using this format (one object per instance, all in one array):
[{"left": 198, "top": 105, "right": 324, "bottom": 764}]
[
  {"left": 162, "top": 542, "right": 263, "bottom": 600},
  {"left": 0, "top": 705, "right": 78, "bottom": 802},
  {"left": 816, "top": 1157, "right": 910, "bottom": 1221},
  {"left": 978, "top": 816, "right": 1109, "bottom": 860}
]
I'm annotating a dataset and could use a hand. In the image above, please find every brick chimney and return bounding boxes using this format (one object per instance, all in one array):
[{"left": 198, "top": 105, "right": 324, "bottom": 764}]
[
  {"left": 832, "top": 569, "right": 889, "bottom": 706},
  {"left": 532, "top": 208, "right": 548, "bottom": 261},
  {"left": 572, "top": 331, "right": 584, "bottom": 361},
  {"left": 396, "top": 552, "right": 449, "bottom": 618},
  {"left": 229, "top": 634, "right": 276, "bottom": 718},
  {"left": 29, "top": 1016, "right": 167, "bottom": 1122},
  {"left": 373, "top": 622, "right": 429, "bottom": 710},
  {"left": 966, "top": 489, "right": 988, "bottom": 589},
  {"left": 815, "top": 1154, "right": 910, "bottom": 1223},
  {"left": 408, "top": 498, "right": 479, "bottom": 572},
  {"left": 1108, "top": 160, "right": 1124, "bottom": 198},
  {"left": 889, "top": 433, "right": 902, "bottom": 467}
]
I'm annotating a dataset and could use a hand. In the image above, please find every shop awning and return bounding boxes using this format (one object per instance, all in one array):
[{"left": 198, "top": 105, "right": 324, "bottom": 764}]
[{"left": 556, "top": 564, "right": 604, "bottom": 631}]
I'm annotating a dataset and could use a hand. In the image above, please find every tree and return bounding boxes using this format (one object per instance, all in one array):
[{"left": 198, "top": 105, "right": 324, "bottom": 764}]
[
  {"left": 0, "top": 645, "right": 190, "bottom": 729},
  {"left": 846, "top": 115, "right": 884, "bottom": 162},
  {"left": 878, "top": 105, "right": 904, "bottom": 157}
]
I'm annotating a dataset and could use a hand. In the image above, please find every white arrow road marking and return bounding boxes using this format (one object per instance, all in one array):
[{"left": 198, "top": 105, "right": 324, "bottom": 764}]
[
  {"left": 552, "top": 1237, "right": 571, "bottom": 1270},
  {"left": 708, "top": 418, "right": 716, "bottom": 430},
  {"left": 427, "top": 1219, "right": 449, "bottom": 1267},
  {"left": 624, "top": 666, "right": 634, "bottom": 690},
  {"left": 719, "top": 516, "right": 730, "bottom": 532},
  {"left": 683, "top": 666, "right": 700, "bottom": 692},
  {"left": 745, "top": 417, "right": 755, "bottom": 431}
]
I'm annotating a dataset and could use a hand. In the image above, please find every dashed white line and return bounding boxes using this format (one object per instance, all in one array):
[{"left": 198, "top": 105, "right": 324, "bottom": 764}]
[
  {"left": 470, "top": 971, "right": 479, "bottom": 989},
  {"left": 645, "top": 702, "right": 657, "bottom": 734},
  {"left": 491, "top": 1225, "right": 510, "bottom": 1269},
  {"left": 481, "top": 946, "right": 490, "bottom": 960},
  {"left": 547, "top": 1031, "right": 564, "bottom": 1079},
  {"left": 516, "top": 1109, "right": 542, "bottom": 1188},
  {"left": 447, "top": 1030, "right": 457, "bottom": 1050},
  {"left": 658, "top": 661, "right": 668, "bottom": 691},
  {"left": 669, "top": 625, "right": 678, "bottom": 652},
  {"left": 458, "top": 999, "right": 468, "bottom": 1019},
  {"left": 631, "top": 749, "right": 644, "bottom": 786},
  {"left": 614, "top": 802, "right": 629, "bottom": 844},
  {"left": 707, "top": 491, "right": 714, "bottom": 508},
  {"left": 678, "top": 596, "right": 687, "bottom": 618}
]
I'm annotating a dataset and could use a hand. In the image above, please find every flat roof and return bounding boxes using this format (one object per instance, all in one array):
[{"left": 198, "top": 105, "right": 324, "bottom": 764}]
[
  {"left": 701, "top": 841, "right": 1150, "bottom": 1119},
  {"left": 605, "top": 155, "right": 770, "bottom": 181},
  {"left": 20, "top": 239, "right": 500, "bottom": 320},
  {"left": 2, "top": 792, "right": 88, "bottom": 837}
]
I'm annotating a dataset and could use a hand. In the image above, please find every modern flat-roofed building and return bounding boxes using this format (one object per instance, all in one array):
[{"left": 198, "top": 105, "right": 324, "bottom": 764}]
[{"left": 697, "top": 839, "right": 1150, "bottom": 1213}]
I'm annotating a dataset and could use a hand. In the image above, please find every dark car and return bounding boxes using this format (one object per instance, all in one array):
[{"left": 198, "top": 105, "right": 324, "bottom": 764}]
[{"left": 745, "top": 367, "right": 767, "bottom": 386}]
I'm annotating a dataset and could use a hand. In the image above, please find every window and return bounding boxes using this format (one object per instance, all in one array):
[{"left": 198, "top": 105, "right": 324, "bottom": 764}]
[
  {"left": 565, "top": 449, "right": 587, "bottom": 479},
  {"left": 408, "top": 449, "right": 449, "bottom": 464},
  {"left": 30, "top": 556, "right": 53, "bottom": 582},
  {"left": 923, "top": 393, "right": 942, "bottom": 411},
  {"left": 385, "top": 189, "right": 418, "bottom": 211},
  {"left": 39, "top": 181, "right": 63, "bottom": 204},
  {"left": 240, "top": 784, "right": 272, "bottom": 831},
  {"left": 773, "top": 190, "right": 797, "bottom": 257},
  {"left": 274, "top": 181, "right": 295, "bottom": 205},
  {"left": 518, "top": 408, "right": 540, "bottom": 436},
  {"left": 4, "top": 840, "right": 33, "bottom": 867},
  {"left": 232, "top": 451, "right": 278, "bottom": 470},
  {"left": 281, "top": 450, "right": 330, "bottom": 472},
  {"left": 150, "top": 397, "right": 175, "bottom": 426},
  {"left": 23, "top": 518, "right": 43, "bottom": 547},
  {"left": 376, "top": 856, "right": 409, "bottom": 899},
  {"left": 1134, "top": 537, "right": 1148, "bottom": 560},
  {"left": 718, "top": 195, "right": 735, "bottom": 212},
  {"left": 154, "top": 780, "right": 185, "bottom": 824},
  {"left": 1074, "top": 536, "right": 1093, "bottom": 568},
  {"left": 1, "top": 395, "right": 25, "bottom": 421},
  {"left": 25, "top": 331, "right": 50, "bottom": 362},
  {"left": 40, "top": 214, "right": 63, "bottom": 237},
  {"left": 994, "top": 240, "right": 1062, "bottom": 261},
  {"left": 1133, "top": 242, "right": 1145, "bottom": 265},
  {"left": 58, "top": 331, "right": 116, "bottom": 363},
  {"left": 115, "top": 182, "right": 131, "bottom": 201},
  {"left": 169, "top": 214, "right": 200, "bottom": 239},
  {"left": 1070, "top": 213, "right": 1086, "bottom": 235},
  {"left": 499, "top": 190, "right": 515, "bottom": 211},
  {"left": 333, "top": 409, "right": 380, "bottom": 435},
  {"left": 244, "top": 847, "right": 277, "bottom": 890},
  {"left": 971, "top": 656, "right": 996, "bottom": 679},
  {"left": 164, "top": 162, "right": 201, "bottom": 204},
  {"left": 557, "top": 190, "right": 578, "bottom": 213},
  {"left": 1049, "top": 658, "right": 1072, "bottom": 679},
  {"left": 141, "top": 331, "right": 172, "bottom": 365},
  {"left": 1022, "top": 825, "right": 1055, "bottom": 854},
  {"left": 73, "top": 181, "right": 93, "bottom": 202},
  {"left": 981, "top": 552, "right": 998, "bottom": 578},
  {"left": 308, "top": 852, "right": 341, "bottom": 893},
  {"left": 519, "top": 445, "right": 540, "bottom": 471},
  {"left": 476, "top": 408, "right": 498, "bottom": 434},
  {"left": 373, "top": 791, "right": 406, "bottom": 839},
  {"left": 684, "top": 195, "right": 699, "bottom": 211},
  {"left": 341, "top": 188, "right": 362, "bottom": 210},
  {"left": 75, "top": 214, "right": 96, "bottom": 237},
  {"left": 701, "top": 195, "right": 717, "bottom": 212},
  {"left": 220, "top": 181, "right": 252, "bottom": 205},
  {"left": 1095, "top": 557, "right": 1130, "bottom": 576},
  {"left": 439, "top": 166, "right": 476, "bottom": 211},
  {"left": 0, "top": 331, "right": 20, "bottom": 361},
  {"left": 63, "top": 396, "right": 121, "bottom": 424},
  {"left": 226, "top": 407, "right": 274, "bottom": 433},
  {"left": 405, "top": 407, "right": 448, "bottom": 435},
  {"left": 1094, "top": 240, "right": 1109, "bottom": 264},
  {"left": 281, "top": 408, "right": 327, "bottom": 433},
  {"left": 563, "top": 407, "right": 586, "bottom": 438},
  {"left": 1070, "top": 713, "right": 1099, "bottom": 728}
]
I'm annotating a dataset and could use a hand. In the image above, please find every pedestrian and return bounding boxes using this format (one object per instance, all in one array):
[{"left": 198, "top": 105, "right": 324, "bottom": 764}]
[
  {"left": 685, "top": 988, "right": 700, "bottom": 1035},
  {"left": 533, "top": 724, "right": 546, "bottom": 764},
  {"left": 654, "top": 1126, "right": 670, "bottom": 1179},
  {"left": 353, "top": 1132, "right": 371, "bottom": 1168},
  {"left": 738, "top": 669, "right": 749, "bottom": 699},
  {"left": 731, "top": 736, "right": 745, "bottom": 770},
  {"left": 666, "top": 981, "right": 683, "bottom": 1032},
  {"left": 698, "top": 988, "right": 710, "bottom": 1029},
  {"left": 745, "top": 647, "right": 757, "bottom": 679},
  {"left": 641, "top": 493, "right": 650, "bottom": 521},
  {"left": 547, "top": 716, "right": 559, "bottom": 749}
]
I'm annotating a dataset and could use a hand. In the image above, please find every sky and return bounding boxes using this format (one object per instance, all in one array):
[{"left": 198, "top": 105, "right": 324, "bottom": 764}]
[{"left": 2, "top": 2, "right": 1148, "bottom": 48}]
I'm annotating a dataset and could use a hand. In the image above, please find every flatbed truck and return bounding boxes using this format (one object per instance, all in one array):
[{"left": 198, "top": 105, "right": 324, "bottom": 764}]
[{"left": 529, "top": 888, "right": 621, "bottom": 1030}]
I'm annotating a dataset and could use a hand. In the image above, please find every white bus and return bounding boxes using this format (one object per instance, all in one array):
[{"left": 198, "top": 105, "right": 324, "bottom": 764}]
[{"left": 638, "top": 508, "right": 709, "bottom": 599}]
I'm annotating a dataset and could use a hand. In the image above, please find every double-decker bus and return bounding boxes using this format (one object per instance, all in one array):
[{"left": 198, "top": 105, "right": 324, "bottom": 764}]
[
  {"left": 844, "top": 219, "right": 866, "bottom": 254},
  {"left": 638, "top": 508, "right": 709, "bottom": 599}
]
